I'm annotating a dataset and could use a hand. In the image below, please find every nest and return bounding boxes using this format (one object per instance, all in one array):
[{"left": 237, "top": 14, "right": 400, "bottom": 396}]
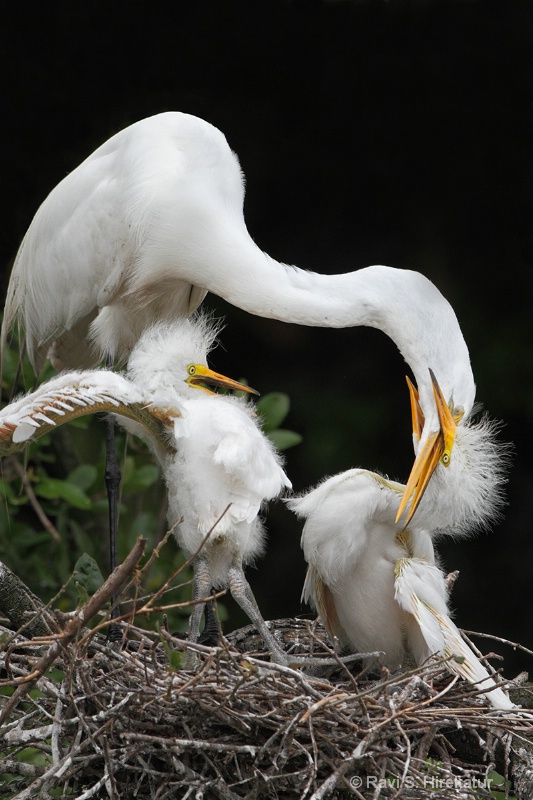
[{"left": 1, "top": 539, "right": 532, "bottom": 799}]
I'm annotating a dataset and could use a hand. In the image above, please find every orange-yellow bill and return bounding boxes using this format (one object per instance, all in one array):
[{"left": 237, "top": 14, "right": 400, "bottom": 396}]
[
  {"left": 185, "top": 363, "right": 259, "bottom": 396},
  {"left": 406, "top": 375, "right": 424, "bottom": 442},
  {"left": 395, "top": 370, "right": 457, "bottom": 526}
]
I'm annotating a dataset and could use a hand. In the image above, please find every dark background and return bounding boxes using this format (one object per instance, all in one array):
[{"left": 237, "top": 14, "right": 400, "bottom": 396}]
[{"left": 2, "top": 1, "right": 532, "bottom": 674}]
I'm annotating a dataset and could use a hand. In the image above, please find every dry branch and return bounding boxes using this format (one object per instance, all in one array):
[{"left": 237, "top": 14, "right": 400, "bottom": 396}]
[
  {"left": 0, "top": 536, "right": 146, "bottom": 727},
  {"left": 1, "top": 547, "right": 532, "bottom": 799},
  {"left": 1, "top": 621, "right": 532, "bottom": 798}
]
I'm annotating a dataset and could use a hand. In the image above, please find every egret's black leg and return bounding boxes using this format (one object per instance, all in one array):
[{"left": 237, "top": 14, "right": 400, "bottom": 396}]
[
  {"left": 198, "top": 600, "right": 219, "bottom": 646},
  {"left": 104, "top": 355, "right": 122, "bottom": 641},
  {"left": 172, "top": 603, "right": 219, "bottom": 645}
]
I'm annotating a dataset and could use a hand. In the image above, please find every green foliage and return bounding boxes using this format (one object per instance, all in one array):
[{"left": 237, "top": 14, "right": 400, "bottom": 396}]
[
  {"left": 257, "top": 391, "right": 303, "bottom": 450},
  {"left": 487, "top": 770, "right": 515, "bottom": 799},
  {"left": 414, "top": 761, "right": 515, "bottom": 799},
  {"left": 34, "top": 473, "right": 93, "bottom": 509},
  {"left": 73, "top": 552, "right": 105, "bottom": 596},
  {"left": 0, "top": 326, "right": 302, "bottom": 635}
]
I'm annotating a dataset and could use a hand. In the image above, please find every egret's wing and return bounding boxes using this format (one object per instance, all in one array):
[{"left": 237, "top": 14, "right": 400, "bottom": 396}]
[
  {"left": 183, "top": 394, "right": 291, "bottom": 498},
  {"left": 302, "top": 565, "right": 347, "bottom": 645},
  {"left": 213, "top": 432, "right": 291, "bottom": 496},
  {"left": 0, "top": 370, "right": 178, "bottom": 456},
  {"left": 289, "top": 469, "right": 397, "bottom": 589},
  {"left": 395, "top": 557, "right": 514, "bottom": 710}
]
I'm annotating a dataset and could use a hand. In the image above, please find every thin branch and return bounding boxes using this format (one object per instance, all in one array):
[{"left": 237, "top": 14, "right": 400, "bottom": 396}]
[
  {"left": 0, "top": 536, "right": 146, "bottom": 726},
  {"left": 11, "top": 456, "right": 61, "bottom": 542}
]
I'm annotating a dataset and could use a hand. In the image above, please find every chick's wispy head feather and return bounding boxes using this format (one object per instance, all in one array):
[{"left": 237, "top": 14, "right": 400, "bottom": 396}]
[
  {"left": 126, "top": 313, "right": 224, "bottom": 394},
  {"left": 412, "top": 410, "right": 512, "bottom": 537}
]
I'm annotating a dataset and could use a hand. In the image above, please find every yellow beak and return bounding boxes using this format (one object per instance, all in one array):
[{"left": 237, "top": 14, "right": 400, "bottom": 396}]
[
  {"left": 406, "top": 375, "right": 424, "bottom": 442},
  {"left": 185, "top": 363, "right": 259, "bottom": 396},
  {"left": 395, "top": 370, "right": 458, "bottom": 526}
]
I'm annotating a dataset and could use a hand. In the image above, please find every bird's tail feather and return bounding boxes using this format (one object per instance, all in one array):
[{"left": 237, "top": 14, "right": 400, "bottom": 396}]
[{"left": 395, "top": 557, "right": 514, "bottom": 710}]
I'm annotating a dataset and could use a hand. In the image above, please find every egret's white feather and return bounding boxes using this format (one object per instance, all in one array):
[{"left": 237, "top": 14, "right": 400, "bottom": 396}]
[
  {"left": 0, "top": 370, "right": 152, "bottom": 447},
  {"left": 395, "top": 557, "right": 515, "bottom": 709},
  {"left": 413, "top": 413, "right": 511, "bottom": 537},
  {"left": 1, "top": 111, "right": 476, "bottom": 474},
  {"left": 119, "top": 318, "right": 292, "bottom": 587},
  {"left": 289, "top": 469, "right": 514, "bottom": 710}
]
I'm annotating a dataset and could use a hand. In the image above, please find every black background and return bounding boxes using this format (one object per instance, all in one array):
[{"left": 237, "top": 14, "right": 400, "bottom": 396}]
[{"left": 3, "top": 1, "right": 532, "bottom": 674}]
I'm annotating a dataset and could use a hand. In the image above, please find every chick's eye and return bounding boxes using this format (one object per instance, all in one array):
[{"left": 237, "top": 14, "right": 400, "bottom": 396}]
[{"left": 187, "top": 365, "right": 196, "bottom": 376}]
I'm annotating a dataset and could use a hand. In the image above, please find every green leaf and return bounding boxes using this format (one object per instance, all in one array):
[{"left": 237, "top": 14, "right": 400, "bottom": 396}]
[
  {"left": 122, "top": 463, "right": 160, "bottom": 494},
  {"left": 267, "top": 428, "right": 303, "bottom": 451},
  {"left": 34, "top": 477, "right": 93, "bottom": 509},
  {"left": 168, "top": 649, "right": 183, "bottom": 671},
  {"left": 74, "top": 553, "right": 105, "bottom": 595},
  {"left": 67, "top": 464, "right": 98, "bottom": 491},
  {"left": 121, "top": 455, "right": 136, "bottom": 486},
  {"left": 67, "top": 415, "right": 92, "bottom": 429},
  {"left": 257, "top": 392, "right": 290, "bottom": 432},
  {"left": 130, "top": 511, "right": 158, "bottom": 538},
  {"left": 0, "top": 478, "right": 29, "bottom": 506},
  {"left": 487, "top": 770, "right": 515, "bottom": 799}
]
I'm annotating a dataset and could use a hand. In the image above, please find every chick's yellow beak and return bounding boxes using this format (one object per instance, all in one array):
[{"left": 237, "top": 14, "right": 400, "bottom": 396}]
[
  {"left": 185, "top": 363, "right": 259, "bottom": 396},
  {"left": 395, "top": 370, "right": 458, "bottom": 526}
]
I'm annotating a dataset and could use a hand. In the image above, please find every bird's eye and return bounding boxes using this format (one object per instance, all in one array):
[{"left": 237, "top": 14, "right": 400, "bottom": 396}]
[
  {"left": 441, "top": 451, "right": 451, "bottom": 467},
  {"left": 187, "top": 365, "right": 196, "bottom": 376}
]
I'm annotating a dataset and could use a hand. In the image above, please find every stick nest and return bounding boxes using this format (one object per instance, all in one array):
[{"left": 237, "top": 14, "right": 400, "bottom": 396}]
[
  {"left": 1, "top": 536, "right": 532, "bottom": 799},
  {"left": 1, "top": 615, "right": 532, "bottom": 800}
]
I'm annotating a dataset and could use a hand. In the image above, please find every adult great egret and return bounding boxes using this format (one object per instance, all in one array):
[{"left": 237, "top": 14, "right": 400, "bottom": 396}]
[
  {"left": 288, "top": 469, "right": 514, "bottom": 710},
  {"left": 1, "top": 316, "right": 298, "bottom": 666},
  {"left": 1, "top": 111, "right": 476, "bottom": 504}
]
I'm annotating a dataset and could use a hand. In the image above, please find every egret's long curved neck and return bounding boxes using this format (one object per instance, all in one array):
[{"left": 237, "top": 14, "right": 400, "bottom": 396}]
[{"left": 193, "top": 237, "right": 473, "bottom": 421}]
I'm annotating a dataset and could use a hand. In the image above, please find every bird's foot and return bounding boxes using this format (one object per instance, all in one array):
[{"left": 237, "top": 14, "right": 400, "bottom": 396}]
[{"left": 106, "top": 621, "right": 124, "bottom": 647}]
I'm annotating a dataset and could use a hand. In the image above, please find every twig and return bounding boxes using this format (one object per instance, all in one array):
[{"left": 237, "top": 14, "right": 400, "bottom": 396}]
[
  {"left": 462, "top": 630, "right": 533, "bottom": 659},
  {"left": 0, "top": 536, "right": 146, "bottom": 726},
  {"left": 11, "top": 456, "right": 61, "bottom": 542}
]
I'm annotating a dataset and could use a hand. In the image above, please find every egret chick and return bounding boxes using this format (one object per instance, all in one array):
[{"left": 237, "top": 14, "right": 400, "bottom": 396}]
[
  {"left": 0, "top": 316, "right": 299, "bottom": 666},
  {"left": 288, "top": 469, "right": 515, "bottom": 710},
  {"left": 397, "top": 371, "right": 510, "bottom": 531},
  {"left": 123, "top": 316, "right": 295, "bottom": 664}
]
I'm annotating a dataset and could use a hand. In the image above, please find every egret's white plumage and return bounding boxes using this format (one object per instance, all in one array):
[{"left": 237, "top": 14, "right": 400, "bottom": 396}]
[
  {"left": 396, "top": 373, "right": 510, "bottom": 530},
  {"left": 1, "top": 111, "right": 477, "bottom": 500},
  {"left": 123, "top": 317, "right": 292, "bottom": 591},
  {"left": 288, "top": 469, "right": 514, "bottom": 710},
  {"left": 404, "top": 409, "right": 509, "bottom": 536},
  {"left": 0, "top": 369, "right": 158, "bottom": 450},
  {"left": 1, "top": 315, "right": 297, "bottom": 665},
  {"left": 122, "top": 318, "right": 304, "bottom": 665}
]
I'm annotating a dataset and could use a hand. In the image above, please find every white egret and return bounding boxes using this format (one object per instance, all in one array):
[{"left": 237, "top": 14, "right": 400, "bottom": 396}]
[
  {"left": 1, "top": 112, "right": 476, "bottom": 491},
  {"left": 122, "top": 316, "right": 296, "bottom": 664},
  {"left": 3, "top": 111, "right": 493, "bottom": 629},
  {"left": 1, "top": 316, "right": 302, "bottom": 666},
  {"left": 288, "top": 469, "right": 515, "bottom": 710},
  {"left": 396, "top": 371, "right": 510, "bottom": 532}
]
